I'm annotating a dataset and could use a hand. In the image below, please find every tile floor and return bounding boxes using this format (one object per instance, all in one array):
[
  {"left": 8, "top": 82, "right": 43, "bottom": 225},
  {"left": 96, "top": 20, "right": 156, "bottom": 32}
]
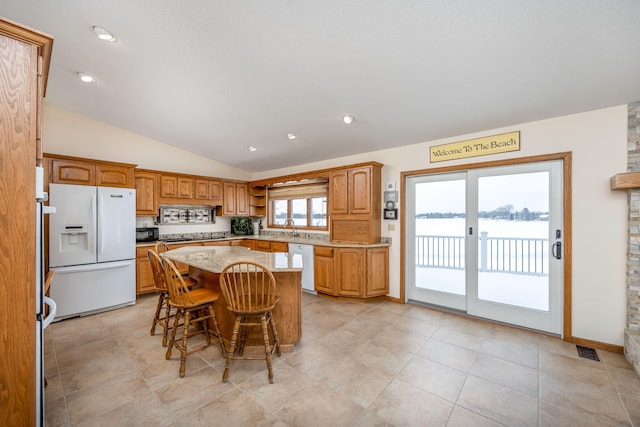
[{"left": 44, "top": 293, "right": 640, "bottom": 426}]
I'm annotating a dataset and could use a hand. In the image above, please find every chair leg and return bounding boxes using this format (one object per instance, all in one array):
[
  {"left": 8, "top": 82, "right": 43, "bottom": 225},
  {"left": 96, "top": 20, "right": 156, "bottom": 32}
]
[
  {"left": 179, "top": 310, "right": 191, "bottom": 378},
  {"left": 166, "top": 308, "right": 181, "bottom": 360},
  {"left": 207, "top": 305, "right": 227, "bottom": 357},
  {"left": 223, "top": 316, "right": 241, "bottom": 383},
  {"left": 150, "top": 292, "right": 164, "bottom": 336},
  {"left": 267, "top": 312, "right": 281, "bottom": 357},
  {"left": 260, "top": 315, "right": 275, "bottom": 383},
  {"left": 162, "top": 298, "right": 173, "bottom": 347}
]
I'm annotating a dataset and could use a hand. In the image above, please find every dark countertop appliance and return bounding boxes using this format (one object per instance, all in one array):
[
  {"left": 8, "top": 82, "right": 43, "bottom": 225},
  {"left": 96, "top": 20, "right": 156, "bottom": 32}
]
[{"left": 136, "top": 227, "right": 159, "bottom": 243}]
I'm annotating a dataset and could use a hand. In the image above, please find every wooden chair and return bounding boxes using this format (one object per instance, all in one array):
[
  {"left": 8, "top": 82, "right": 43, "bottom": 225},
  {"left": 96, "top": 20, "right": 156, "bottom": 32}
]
[
  {"left": 148, "top": 249, "right": 175, "bottom": 346},
  {"left": 219, "top": 261, "right": 281, "bottom": 383},
  {"left": 155, "top": 241, "right": 198, "bottom": 287},
  {"left": 162, "top": 257, "right": 226, "bottom": 378}
]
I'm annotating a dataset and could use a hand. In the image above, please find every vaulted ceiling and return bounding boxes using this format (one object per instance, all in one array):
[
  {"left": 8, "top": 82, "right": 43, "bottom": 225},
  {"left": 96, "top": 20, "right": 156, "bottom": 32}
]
[{"left": 4, "top": 1, "right": 640, "bottom": 172}]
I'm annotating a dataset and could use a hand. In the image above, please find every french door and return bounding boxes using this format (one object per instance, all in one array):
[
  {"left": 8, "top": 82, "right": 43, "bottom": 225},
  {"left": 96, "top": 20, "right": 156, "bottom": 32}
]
[{"left": 405, "top": 160, "right": 564, "bottom": 335}]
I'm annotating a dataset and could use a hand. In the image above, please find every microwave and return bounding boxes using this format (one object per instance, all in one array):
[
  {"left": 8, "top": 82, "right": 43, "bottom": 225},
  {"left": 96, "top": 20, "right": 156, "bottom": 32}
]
[{"left": 136, "top": 227, "right": 159, "bottom": 242}]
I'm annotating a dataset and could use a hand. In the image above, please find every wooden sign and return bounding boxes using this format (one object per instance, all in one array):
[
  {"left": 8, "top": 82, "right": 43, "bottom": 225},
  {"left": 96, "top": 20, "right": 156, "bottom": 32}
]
[{"left": 430, "top": 131, "right": 520, "bottom": 163}]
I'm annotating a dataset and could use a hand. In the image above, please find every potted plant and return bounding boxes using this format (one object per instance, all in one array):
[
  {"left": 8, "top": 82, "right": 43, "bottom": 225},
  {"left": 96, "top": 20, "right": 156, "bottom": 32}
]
[{"left": 231, "top": 217, "right": 254, "bottom": 235}]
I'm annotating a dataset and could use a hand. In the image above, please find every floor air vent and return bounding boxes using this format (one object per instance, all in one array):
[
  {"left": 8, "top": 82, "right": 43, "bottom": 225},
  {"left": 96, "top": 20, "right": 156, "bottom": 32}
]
[{"left": 576, "top": 345, "right": 600, "bottom": 361}]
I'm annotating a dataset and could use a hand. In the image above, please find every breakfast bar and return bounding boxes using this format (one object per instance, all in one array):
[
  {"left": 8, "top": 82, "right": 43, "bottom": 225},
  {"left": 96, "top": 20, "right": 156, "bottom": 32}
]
[{"left": 162, "top": 246, "right": 303, "bottom": 352}]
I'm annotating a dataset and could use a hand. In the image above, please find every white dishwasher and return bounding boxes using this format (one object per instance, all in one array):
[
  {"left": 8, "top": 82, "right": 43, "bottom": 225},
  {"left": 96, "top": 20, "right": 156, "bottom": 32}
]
[{"left": 288, "top": 243, "right": 315, "bottom": 294}]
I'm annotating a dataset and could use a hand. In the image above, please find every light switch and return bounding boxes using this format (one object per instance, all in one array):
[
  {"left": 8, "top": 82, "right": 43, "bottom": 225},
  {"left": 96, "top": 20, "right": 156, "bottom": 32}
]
[{"left": 388, "top": 223, "right": 395, "bottom": 231}]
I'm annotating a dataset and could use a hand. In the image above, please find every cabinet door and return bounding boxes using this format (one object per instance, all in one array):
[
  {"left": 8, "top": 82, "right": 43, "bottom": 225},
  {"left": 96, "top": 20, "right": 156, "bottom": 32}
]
[
  {"left": 223, "top": 182, "right": 237, "bottom": 216},
  {"left": 236, "top": 182, "right": 249, "bottom": 216},
  {"left": 96, "top": 164, "right": 133, "bottom": 188},
  {"left": 335, "top": 248, "right": 365, "bottom": 297},
  {"left": 330, "top": 169, "right": 349, "bottom": 215},
  {"left": 160, "top": 175, "right": 178, "bottom": 198},
  {"left": 51, "top": 159, "right": 95, "bottom": 185},
  {"left": 270, "top": 241, "right": 289, "bottom": 252},
  {"left": 177, "top": 177, "right": 193, "bottom": 198},
  {"left": 135, "top": 249, "right": 156, "bottom": 294},
  {"left": 314, "top": 247, "right": 336, "bottom": 295},
  {"left": 209, "top": 179, "right": 223, "bottom": 205},
  {"left": 349, "top": 166, "right": 372, "bottom": 214},
  {"left": 134, "top": 172, "right": 158, "bottom": 215},
  {"left": 366, "top": 247, "right": 389, "bottom": 296},
  {"left": 254, "top": 240, "right": 271, "bottom": 252},
  {"left": 195, "top": 179, "right": 209, "bottom": 199}
]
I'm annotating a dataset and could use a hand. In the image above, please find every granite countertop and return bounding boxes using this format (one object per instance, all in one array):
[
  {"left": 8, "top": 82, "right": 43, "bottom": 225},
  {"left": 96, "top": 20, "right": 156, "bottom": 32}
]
[
  {"left": 137, "top": 234, "right": 391, "bottom": 248},
  {"left": 161, "top": 246, "right": 303, "bottom": 273}
]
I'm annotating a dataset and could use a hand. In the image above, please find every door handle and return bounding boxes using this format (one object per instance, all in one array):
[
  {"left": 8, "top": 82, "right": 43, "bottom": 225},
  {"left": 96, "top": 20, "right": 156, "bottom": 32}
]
[{"left": 552, "top": 241, "right": 562, "bottom": 260}]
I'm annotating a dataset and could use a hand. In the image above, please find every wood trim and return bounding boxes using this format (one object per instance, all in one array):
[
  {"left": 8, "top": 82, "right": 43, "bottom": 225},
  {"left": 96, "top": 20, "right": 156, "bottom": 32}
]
[
  {"left": 399, "top": 152, "right": 573, "bottom": 341},
  {"left": 610, "top": 172, "right": 640, "bottom": 190},
  {"left": 0, "top": 17, "right": 53, "bottom": 95},
  {"left": 44, "top": 152, "right": 137, "bottom": 169},
  {"left": 249, "top": 161, "right": 384, "bottom": 188}
]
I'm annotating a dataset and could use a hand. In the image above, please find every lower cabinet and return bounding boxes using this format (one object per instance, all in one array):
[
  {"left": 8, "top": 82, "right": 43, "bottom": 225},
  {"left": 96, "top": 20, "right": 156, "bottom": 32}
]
[
  {"left": 313, "top": 246, "right": 389, "bottom": 299},
  {"left": 136, "top": 247, "right": 156, "bottom": 294}
]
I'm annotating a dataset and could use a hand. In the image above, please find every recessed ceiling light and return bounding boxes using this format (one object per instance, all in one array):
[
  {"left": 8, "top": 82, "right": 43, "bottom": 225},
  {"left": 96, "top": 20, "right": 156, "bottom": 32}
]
[
  {"left": 287, "top": 133, "right": 297, "bottom": 140},
  {"left": 93, "top": 26, "right": 116, "bottom": 42},
  {"left": 77, "top": 72, "right": 95, "bottom": 83},
  {"left": 343, "top": 115, "right": 355, "bottom": 124},
  {"left": 248, "top": 146, "right": 258, "bottom": 152}
]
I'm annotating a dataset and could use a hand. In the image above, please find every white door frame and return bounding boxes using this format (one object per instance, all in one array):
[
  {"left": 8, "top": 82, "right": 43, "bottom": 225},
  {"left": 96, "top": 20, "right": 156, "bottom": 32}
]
[{"left": 401, "top": 152, "right": 572, "bottom": 338}]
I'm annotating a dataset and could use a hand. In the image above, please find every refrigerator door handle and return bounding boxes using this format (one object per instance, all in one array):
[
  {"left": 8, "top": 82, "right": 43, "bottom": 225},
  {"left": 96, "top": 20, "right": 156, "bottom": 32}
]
[
  {"left": 91, "top": 192, "right": 97, "bottom": 257},
  {"left": 42, "top": 297, "right": 57, "bottom": 329},
  {"left": 97, "top": 192, "right": 104, "bottom": 256}
]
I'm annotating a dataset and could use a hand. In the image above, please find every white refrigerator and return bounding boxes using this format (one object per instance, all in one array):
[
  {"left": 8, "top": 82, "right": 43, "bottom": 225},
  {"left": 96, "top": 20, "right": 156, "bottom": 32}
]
[{"left": 49, "top": 183, "right": 136, "bottom": 320}]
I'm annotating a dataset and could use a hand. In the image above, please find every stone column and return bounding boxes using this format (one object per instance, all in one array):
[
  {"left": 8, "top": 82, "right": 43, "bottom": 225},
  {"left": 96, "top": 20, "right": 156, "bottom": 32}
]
[{"left": 625, "top": 101, "right": 640, "bottom": 376}]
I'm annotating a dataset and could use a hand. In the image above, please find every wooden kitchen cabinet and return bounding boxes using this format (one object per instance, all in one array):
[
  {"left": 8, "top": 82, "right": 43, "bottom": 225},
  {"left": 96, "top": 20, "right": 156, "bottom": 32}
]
[
  {"left": 249, "top": 186, "right": 266, "bottom": 217},
  {"left": 195, "top": 179, "right": 209, "bottom": 199},
  {"left": 313, "top": 245, "right": 389, "bottom": 299},
  {"left": 222, "top": 181, "right": 249, "bottom": 216},
  {"left": 208, "top": 179, "right": 223, "bottom": 205},
  {"left": 314, "top": 246, "right": 336, "bottom": 295},
  {"left": 51, "top": 158, "right": 95, "bottom": 185},
  {"left": 329, "top": 162, "right": 382, "bottom": 244},
  {"left": 160, "top": 175, "right": 178, "bottom": 198},
  {"left": 232, "top": 239, "right": 255, "bottom": 249},
  {"left": 0, "top": 18, "right": 53, "bottom": 425},
  {"left": 48, "top": 155, "right": 135, "bottom": 188},
  {"left": 134, "top": 170, "right": 158, "bottom": 215},
  {"left": 135, "top": 246, "right": 156, "bottom": 294},
  {"left": 252, "top": 240, "right": 288, "bottom": 252},
  {"left": 335, "top": 247, "right": 366, "bottom": 297},
  {"left": 177, "top": 176, "right": 193, "bottom": 198}
]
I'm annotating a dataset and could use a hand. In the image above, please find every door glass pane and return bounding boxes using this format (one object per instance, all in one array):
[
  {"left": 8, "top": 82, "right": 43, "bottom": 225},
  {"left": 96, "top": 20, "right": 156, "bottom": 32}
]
[
  {"left": 477, "top": 172, "right": 549, "bottom": 311},
  {"left": 414, "top": 179, "right": 466, "bottom": 295}
]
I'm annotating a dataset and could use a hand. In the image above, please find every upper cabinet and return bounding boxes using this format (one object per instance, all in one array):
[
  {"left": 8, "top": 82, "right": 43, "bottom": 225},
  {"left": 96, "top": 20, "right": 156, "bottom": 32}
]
[
  {"left": 329, "top": 162, "right": 382, "bottom": 244},
  {"left": 249, "top": 186, "right": 266, "bottom": 217},
  {"left": 46, "top": 154, "right": 135, "bottom": 188},
  {"left": 222, "top": 181, "right": 249, "bottom": 216},
  {"left": 134, "top": 170, "right": 158, "bottom": 215}
]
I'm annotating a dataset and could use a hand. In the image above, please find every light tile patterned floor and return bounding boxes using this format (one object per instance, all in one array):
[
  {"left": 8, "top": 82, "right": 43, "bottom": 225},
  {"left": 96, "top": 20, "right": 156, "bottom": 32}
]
[{"left": 44, "top": 293, "right": 640, "bottom": 426}]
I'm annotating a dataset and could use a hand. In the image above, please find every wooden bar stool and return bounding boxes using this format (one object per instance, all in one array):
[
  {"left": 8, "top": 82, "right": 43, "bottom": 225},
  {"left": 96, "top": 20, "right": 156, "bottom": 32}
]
[
  {"left": 219, "top": 261, "right": 281, "bottom": 384},
  {"left": 155, "top": 241, "right": 198, "bottom": 287},
  {"left": 148, "top": 249, "right": 175, "bottom": 346},
  {"left": 162, "top": 257, "right": 226, "bottom": 378}
]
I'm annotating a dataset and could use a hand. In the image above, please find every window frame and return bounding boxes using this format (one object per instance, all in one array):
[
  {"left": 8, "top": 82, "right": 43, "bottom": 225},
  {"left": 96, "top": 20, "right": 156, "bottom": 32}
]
[{"left": 267, "top": 184, "right": 328, "bottom": 231}]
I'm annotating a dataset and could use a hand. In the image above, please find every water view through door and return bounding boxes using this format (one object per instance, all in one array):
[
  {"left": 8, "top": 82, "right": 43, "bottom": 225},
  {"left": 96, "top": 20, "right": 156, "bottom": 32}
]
[{"left": 406, "top": 160, "right": 563, "bottom": 335}]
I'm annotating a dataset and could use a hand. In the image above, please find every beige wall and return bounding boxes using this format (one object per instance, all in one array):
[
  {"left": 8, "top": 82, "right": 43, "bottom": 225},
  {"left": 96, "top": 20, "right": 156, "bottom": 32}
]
[
  {"left": 43, "top": 104, "right": 252, "bottom": 180},
  {"left": 44, "top": 103, "right": 629, "bottom": 346},
  {"left": 256, "top": 105, "right": 629, "bottom": 346}
]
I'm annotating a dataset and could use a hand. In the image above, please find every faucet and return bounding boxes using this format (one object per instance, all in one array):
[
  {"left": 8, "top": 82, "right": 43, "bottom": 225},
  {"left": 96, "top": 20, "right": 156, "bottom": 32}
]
[{"left": 283, "top": 218, "right": 298, "bottom": 237}]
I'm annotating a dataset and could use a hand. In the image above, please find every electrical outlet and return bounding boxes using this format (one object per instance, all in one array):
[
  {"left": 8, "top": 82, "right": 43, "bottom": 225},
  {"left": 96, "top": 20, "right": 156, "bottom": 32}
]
[{"left": 388, "top": 223, "right": 395, "bottom": 232}]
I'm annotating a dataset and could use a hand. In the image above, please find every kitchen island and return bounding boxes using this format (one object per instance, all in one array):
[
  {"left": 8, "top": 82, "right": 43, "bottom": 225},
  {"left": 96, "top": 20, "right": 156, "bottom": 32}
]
[{"left": 162, "top": 246, "right": 303, "bottom": 352}]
